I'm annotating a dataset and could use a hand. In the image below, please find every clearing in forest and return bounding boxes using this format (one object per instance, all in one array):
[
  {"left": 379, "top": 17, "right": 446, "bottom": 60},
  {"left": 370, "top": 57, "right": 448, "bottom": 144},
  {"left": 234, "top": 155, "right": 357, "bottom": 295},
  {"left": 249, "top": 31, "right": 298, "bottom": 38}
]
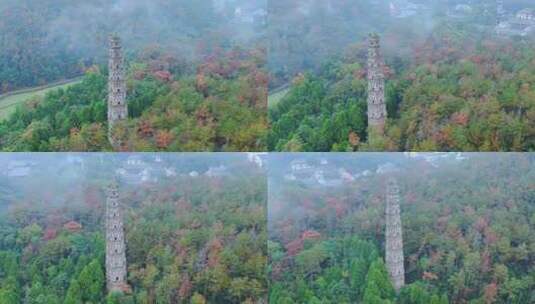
[
  {"left": 268, "top": 87, "right": 290, "bottom": 108},
  {"left": 0, "top": 79, "right": 81, "bottom": 120}
]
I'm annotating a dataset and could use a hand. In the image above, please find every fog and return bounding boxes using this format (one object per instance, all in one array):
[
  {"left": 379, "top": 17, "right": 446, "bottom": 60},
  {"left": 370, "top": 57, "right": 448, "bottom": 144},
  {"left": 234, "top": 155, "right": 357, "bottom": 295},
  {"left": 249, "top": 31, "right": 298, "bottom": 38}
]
[
  {"left": 46, "top": 0, "right": 266, "bottom": 59},
  {"left": 0, "top": 0, "right": 267, "bottom": 73},
  {"left": 267, "top": 153, "right": 534, "bottom": 238},
  {"left": 0, "top": 153, "right": 266, "bottom": 214},
  {"left": 267, "top": 0, "right": 535, "bottom": 88}
]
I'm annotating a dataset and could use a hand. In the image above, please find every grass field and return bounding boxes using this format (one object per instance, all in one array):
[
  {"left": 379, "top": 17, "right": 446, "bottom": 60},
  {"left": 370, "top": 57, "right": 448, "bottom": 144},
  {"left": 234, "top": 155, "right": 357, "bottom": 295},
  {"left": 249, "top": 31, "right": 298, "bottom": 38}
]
[
  {"left": 268, "top": 87, "right": 290, "bottom": 109},
  {"left": 0, "top": 79, "right": 81, "bottom": 121}
]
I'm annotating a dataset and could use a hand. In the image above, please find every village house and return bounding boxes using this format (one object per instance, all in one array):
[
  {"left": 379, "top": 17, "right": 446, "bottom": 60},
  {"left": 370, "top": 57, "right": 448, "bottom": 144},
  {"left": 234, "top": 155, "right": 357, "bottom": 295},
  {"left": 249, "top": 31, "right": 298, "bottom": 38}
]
[
  {"left": 497, "top": 7, "right": 535, "bottom": 37},
  {"left": 63, "top": 220, "right": 82, "bottom": 233},
  {"left": 517, "top": 8, "right": 535, "bottom": 23},
  {"left": 205, "top": 165, "right": 229, "bottom": 177},
  {"left": 6, "top": 160, "right": 35, "bottom": 178}
]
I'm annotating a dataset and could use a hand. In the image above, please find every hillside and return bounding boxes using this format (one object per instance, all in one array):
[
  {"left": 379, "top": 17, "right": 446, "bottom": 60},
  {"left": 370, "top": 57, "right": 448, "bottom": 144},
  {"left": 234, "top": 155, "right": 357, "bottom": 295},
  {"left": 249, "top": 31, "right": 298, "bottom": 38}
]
[
  {"left": 267, "top": 0, "right": 535, "bottom": 152},
  {"left": 268, "top": 34, "right": 535, "bottom": 152},
  {"left": 268, "top": 153, "right": 535, "bottom": 303},
  {"left": 0, "top": 153, "right": 267, "bottom": 303},
  {"left": 0, "top": 0, "right": 266, "bottom": 94},
  {"left": 0, "top": 48, "right": 268, "bottom": 152}
]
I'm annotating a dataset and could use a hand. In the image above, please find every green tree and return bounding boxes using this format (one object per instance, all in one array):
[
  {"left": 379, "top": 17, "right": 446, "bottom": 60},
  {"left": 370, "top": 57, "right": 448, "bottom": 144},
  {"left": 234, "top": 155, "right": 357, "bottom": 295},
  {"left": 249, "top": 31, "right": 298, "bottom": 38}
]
[
  {"left": 363, "top": 259, "right": 395, "bottom": 304},
  {"left": 191, "top": 293, "right": 206, "bottom": 304},
  {"left": 78, "top": 259, "right": 105, "bottom": 302},
  {"left": 64, "top": 279, "right": 82, "bottom": 304},
  {"left": 0, "top": 276, "right": 20, "bottom": 304},
  {"left": 16, "top": 223, "right": 42, "bottom": 245}
]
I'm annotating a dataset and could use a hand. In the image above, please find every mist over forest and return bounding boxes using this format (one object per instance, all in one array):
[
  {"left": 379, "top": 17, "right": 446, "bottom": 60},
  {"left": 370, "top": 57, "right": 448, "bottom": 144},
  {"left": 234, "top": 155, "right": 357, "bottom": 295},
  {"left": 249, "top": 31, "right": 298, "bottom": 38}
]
[
  {"left": 0, "top": 153, "right": 267, "bottom": 303},
  {"left": 268, "top": 0, "right": 535, "bottom": 87},
  {"left": 268, "top": 153, "right": 535, "bottom": 303},
  {"left": 268, "top": 0, "right": 535, "bottom": 152},
  {"left": 0, "top": 1, "right": 269, "bottom": 152},
  {"left": 0, "top": 0, "right": 266, "bottom": 91},
  {"left": 0, "top": 152, "right": 265, "bottom": 210}
]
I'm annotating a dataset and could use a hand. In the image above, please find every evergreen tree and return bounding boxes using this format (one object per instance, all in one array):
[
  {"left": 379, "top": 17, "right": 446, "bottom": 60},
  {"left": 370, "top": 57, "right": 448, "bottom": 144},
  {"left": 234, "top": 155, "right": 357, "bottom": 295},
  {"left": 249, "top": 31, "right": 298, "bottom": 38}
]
[
  {"left": 191, "top": 293, "right": 207, "bottom": 304},
  {"left": 106, "top": 292, "right": 121, "bottom": 304},
  {"left": 63, "top": 279, "right": 82, "bottom": 304},
  {"left": 363, "top": 259, "right": 395, "bottom": 304},
  {"left": 78, "top": 259, "right": 105, "bottom": 302},
  {"left": 0, "top": 276, "right": 20, "bottom": 304}
]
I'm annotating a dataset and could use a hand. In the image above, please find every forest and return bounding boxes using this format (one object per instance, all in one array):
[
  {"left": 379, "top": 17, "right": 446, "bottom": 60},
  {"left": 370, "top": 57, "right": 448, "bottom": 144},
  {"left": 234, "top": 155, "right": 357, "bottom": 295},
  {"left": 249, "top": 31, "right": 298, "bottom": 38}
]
[
  {"left": 0, "top": 48, "right": 268, "bottom": 152},
  {"left": 268, "top": 0, "right": 535, "bottom": 152},
  {"left": 0, "top": 0, "right": 267, "bottom": 152},
  {"left": 0, "top": 153, "right": 267, "bottom": 303},
  {"left": 0, "top": 0, "right": 266, "bottom": 92},
  {"left": 268, "top": 153, "right": 534, "bottom": 303}
]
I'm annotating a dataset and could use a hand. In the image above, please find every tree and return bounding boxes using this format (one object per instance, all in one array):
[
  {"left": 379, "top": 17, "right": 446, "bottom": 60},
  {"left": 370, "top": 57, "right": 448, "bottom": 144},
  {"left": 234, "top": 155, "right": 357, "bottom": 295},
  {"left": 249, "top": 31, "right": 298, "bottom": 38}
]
[
  {"left": 190, "top": 293, "right": 206, "bottom": 304},
  {"left": 0, "top": 277, "right": 20, "bottom": 304},
  {"left": 399, "top": 283, "right": 447, "bottom": 304},
  {"left": 16, "top": 223, "right": 43, "bottom": 245},
  {"left": 0, "top": 289, "right": 20, "bottom": 304},
  {"left": 106, "top": 292, "right": 134, "bottom": 304},
  {"left": 78, "top": 259, "right": 105, "bottom": 302},
  {"left": 363, "top": 259, "right": 395, "bottom": 303},
  {"left": 64, "top": 279, "right": 82, "bottom": 304},
  {"left": 27, "top": 282, "right": 46, "bottom": 304}
]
